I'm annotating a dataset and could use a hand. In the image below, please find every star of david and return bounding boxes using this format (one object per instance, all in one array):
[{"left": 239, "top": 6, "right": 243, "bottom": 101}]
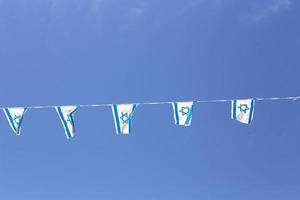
[
  {"left": 13, "top": 115, "right": 22, "bottom": 124},
  {"left": 66, "top": 115, "right": 73, "bottom": 123},
  {"left": 179, "top": 106, "right": 190, "bottom": 116},
  {"left": 120, "top": 112, "right": 129, "bottom": 124},
  {"left": 238, "top": 104, "right": 249, "bottom": 113}
]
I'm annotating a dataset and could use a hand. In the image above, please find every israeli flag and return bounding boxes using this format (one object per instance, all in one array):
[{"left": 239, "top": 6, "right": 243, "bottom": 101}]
[
  {"left": 56, "top": 106, "right": 78, "bottom": 139},
  {"left": 172, "top": 102, "right": 194, "bottom": 126},
  {"left": 112, "top": 104, "right": 138, "bottom": 134},
  {"left": 3, "top": 107, "right": 28, "bottom": 135},
  {"left": 231, "top": 99, "right": 255, "bottom": 124}
]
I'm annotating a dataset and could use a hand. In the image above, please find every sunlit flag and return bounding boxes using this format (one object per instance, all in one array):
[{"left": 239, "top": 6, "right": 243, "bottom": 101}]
[
  {"left": 231, "top": 99, "right": 255, "bottom": 124},
  {"left": 172, "top": 102, "right": 194, "bottom": 126},
  {"left": 56, "top": 106, "right": 78, "bottom": 139},
  {"left": 3, "top": 107, "right": 28, "bottom": 135},
  {"left": 112, "top": 104, "right": 138, "bottom": 134}
]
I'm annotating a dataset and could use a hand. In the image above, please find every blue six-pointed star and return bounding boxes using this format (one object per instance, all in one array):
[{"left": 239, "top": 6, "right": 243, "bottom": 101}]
[
  {"left": 13, "top": 115, "right": 22, "bottom": 124},
  {"left": 66, "top": 115, "right": 73, "bottom": 123},
  {"left": 179, "top": 107, "right": 190, "bottom": 116},
  {"left": 120, "top": 112, "right": 129, "bottom": 124},
  {"left": 238, "top": 104, "right": 250, "bottom": 113}
]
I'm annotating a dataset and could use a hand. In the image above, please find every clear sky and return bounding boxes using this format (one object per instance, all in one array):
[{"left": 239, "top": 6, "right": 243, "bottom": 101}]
[{"left": 0, "top": 0, "right": 300, "bottom": 199}]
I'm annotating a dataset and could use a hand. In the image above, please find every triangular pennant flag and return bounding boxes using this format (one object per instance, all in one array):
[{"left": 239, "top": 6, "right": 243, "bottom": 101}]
[
  {"left": 3, "top": 107, "right": 28, "bottom": 135},
  {"left": 231, "top": 99, "right": 255, "bottom": 124},
  {"left": 112, "top": 104, "right": 138, "bottom": 134},
  {"left": 172, "top": 101, "right": 194, "bottom": 126},
  {"left": 55, "top": 106, "right": 78, "bottom": 139}
]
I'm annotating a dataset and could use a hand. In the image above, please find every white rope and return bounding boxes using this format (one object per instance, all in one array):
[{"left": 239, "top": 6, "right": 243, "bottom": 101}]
[{"left": 0, "top": 95, "right": 299, "bottom": 110}]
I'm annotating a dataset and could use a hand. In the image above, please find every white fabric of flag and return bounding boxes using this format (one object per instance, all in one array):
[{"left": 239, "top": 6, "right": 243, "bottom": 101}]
[
  {"left": 112, "top": 104, "right": 137, "bottom": 134},
  {"left": 3, "top": 107, "right": 28, "bottom": 135},
  {"left": 55, "top": 106, "right": 78, "bottom": 139},
  {"left": 231, "top": 99, "right": 255, "bottom": 124},
  {"left": 172, "top": 102, "right": 194, "bottom": 126}
]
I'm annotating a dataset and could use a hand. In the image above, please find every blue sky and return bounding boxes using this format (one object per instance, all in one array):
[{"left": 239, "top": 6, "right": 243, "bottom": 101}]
[{"left": 0, "top": 0, "right": 300, "bottom": 199}]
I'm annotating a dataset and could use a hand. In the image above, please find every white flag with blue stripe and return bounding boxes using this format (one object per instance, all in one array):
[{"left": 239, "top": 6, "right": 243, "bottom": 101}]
[
  {"left": 3, "top": 107, "right": 28, "bottom": 135},
  {"left": 56, "top": 106, "right": 78, "bottom": 139},
  {"left": 231, "top": 99, "right": 255, "bottom": 124},
  {"left": 112, "top": 104, "right": 137, "bottom": 134},
  {"left": 172, "top": 102, "right": 194, "bottom": 126}
]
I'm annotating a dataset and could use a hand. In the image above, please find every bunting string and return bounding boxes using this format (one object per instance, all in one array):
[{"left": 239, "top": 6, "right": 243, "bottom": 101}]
[
  {"left": 0, "top": 95, "right": 299, "bottom": 138},
  {"left": 0, "top": 95, "right": 299, "bottom": 109}
]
